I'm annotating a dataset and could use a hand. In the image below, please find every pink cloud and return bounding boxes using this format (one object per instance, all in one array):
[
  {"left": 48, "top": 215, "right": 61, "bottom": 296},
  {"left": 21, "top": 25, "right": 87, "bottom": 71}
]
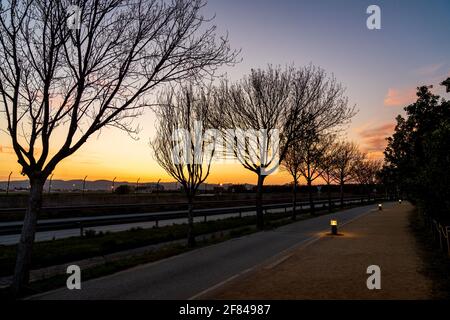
[
  {"left": 0, "top": 145, "right": 14, "bottom": 154},
  {"left": 356, "top": 122, "right": 396, "bottom": 156},
  {"left": 384, "top": 87, "right": 416, "bottom": 107}
]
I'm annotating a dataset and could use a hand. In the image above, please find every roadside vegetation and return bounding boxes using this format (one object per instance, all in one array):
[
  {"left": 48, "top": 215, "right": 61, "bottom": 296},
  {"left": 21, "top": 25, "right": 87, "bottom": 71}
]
[
  {"left": 381, "top": 82, "right": 450, "bottom": 224},
  {"left": 0, "top": 210, "right": 298, "bottom": 277},
  {"left": 409, "top": 209, "right": 450, "bottom": 299},
  {"left": 381, "top": 82, "right": 450, "bottom": 251},
  {"left": 382, "top": 80, "right": 450, "bottom": 298}
]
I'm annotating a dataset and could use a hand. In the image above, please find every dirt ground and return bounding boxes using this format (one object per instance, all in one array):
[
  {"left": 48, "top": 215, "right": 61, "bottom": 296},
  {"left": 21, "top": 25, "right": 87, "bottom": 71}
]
[{"left": 202, "top": 202, "right": 434, "bottom": 300}]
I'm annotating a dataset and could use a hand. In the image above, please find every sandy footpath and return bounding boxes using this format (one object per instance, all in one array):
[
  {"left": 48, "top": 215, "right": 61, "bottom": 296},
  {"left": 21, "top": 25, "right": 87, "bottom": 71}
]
[{"left": 202, "top": 202, "right": 433, "bottom": 299}]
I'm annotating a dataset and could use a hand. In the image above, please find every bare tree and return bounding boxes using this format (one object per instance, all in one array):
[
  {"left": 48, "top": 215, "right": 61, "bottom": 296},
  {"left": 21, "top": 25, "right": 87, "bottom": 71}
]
[
  {"left": 283, "top": 133, "right": 334, "bottom": 218},
  {"left": 151, "top": 84, "right": 216, "bottom": 247},
  {"left": 0, "top": 0, "right": 237, "bottom": 294},
  {"left": 282, "top": 139, "right": 302, "bottom": 220},
  {"left": 211, "top": 65, "right": 355, "bottom": 229},
  {"left": 211, "top": 67, "right": 292, "bottom": 229},
  {"left": 296, "top": 133, "right": 334, "bottom": 215},
  {"left": 319, "top": 138, "right": 338, "bottom": 211},
  {"left": 353, "top": 155, "right": 382, "bottom": 201},
  {"left": 330, "top": 141, "right": 361, "bottom": 208}
]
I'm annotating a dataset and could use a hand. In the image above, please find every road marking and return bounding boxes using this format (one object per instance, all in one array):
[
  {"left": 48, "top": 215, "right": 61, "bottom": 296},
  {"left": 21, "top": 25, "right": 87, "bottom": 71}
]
[
  {"left": 264, "top": 236, "right": 320, "bottom": 269},
  {"left": 264, "top": 254, "right": 293, "bottom": 269},
  {"left": 188, "top": 267, "right": 254, "bottom": 300}
]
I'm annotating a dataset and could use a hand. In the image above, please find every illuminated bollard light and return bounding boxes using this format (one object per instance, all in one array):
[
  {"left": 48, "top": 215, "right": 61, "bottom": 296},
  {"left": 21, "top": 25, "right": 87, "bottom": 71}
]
[
  {"left": 399, "top": 199, "right": 402, "bottom": 204},
  {"left": 330, "top": 219, "right": 338, "bottom": 235},
  {"left": 378, "top": 203, "right": 383, "bottom": 211}
]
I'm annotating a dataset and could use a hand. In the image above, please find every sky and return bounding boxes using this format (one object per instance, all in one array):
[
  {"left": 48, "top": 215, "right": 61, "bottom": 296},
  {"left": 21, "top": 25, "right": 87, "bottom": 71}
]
[{"left": 1, "top": 0, "right": 450, "bottom": 185}]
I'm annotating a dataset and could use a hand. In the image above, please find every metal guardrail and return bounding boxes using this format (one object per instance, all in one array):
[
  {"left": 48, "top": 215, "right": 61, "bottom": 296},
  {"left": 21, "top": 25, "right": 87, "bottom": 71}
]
[
  {"left": 432, "top": 218, "right": 450, "bottom": 257},
  {"left": 0, "top": 196, "right": 387, "bottom": 236},
  {"left": 422, "top": 212, "right": 450, "bottom": 257},
  {"left": 0, "top": 195, "right": 371, "bottom": 214}
]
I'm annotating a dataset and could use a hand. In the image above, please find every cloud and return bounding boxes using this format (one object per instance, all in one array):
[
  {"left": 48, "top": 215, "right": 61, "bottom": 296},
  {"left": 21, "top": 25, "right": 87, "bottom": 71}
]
[
  {"left": 356, "top": 122, "right": 395, "bottom": 158},
  {"left": 0, "top": 145, "right": 14, "bottom": 154},
  {"left": 366, "top": 151, "right": 385, "bottom": 160},
  {"left": 384, "top": 87, "right": 416, "bottom": 107}
]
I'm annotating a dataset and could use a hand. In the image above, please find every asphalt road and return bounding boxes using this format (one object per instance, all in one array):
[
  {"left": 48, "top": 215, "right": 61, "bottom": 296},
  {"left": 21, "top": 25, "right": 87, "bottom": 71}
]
[{"left": 30, "top": 202, "right": 388, "bottom": 300}]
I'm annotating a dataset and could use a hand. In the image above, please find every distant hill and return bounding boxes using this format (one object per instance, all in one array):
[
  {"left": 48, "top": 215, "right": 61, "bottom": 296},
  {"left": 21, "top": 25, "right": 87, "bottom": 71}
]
[{"left": 0, "top": 180, "right": 251, "bottom": 192}]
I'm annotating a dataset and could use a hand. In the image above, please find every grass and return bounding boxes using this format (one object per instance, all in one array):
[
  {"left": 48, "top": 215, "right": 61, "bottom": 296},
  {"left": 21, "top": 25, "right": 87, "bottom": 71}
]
[
  {"left": 0, "top": 242, "right": 191, "bottom": 299},
  {"left": 0, "top": 224, "right": 269, "bottom": 299},
  {"left": 0, "top": 210, "right": 306, "bottom": 277},
  {"left": 409, "top": 208, "right": 450, "bottom": 299}
]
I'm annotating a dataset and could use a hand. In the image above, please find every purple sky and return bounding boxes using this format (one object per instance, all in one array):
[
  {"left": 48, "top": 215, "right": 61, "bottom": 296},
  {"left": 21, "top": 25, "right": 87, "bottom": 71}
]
[
  {"left": 1, "top": 0, "right": 449, "bottom": 183},
  {"left": 206, "top": 0, "right": 450, "bottom": 155}
]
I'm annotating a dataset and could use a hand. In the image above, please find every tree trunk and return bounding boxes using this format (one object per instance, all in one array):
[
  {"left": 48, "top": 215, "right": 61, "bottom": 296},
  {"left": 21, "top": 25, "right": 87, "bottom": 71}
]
[
  {"left": 12, "top": 177, "right": 44, "bottom": 296},
  {"left": 307, "top": 178, "right": 315, "bottom": 215},
  {"left": 340, "top": 178, "right": 344, "bottom": 209},
  {"left": 187, "top": 197, "right": 195, "bottom": 247},
  {"left": 256, "top": 173, "right": 265, "bottom": 230},
  {"left": 327, "top": 182, "right": 332, "bottom": 212},
  {"left": 292, "top": 179, "right": 298, "bottom": 220}
]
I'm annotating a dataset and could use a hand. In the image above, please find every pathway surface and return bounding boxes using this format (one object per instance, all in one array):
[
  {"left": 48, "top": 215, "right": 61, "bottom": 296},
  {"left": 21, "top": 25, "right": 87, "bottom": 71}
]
[
  {"left": 202, "top": 202, "right": 433, "bottom": 300},
  {"left": 30, "top": 203, "right": 381, "bottom": 299}
]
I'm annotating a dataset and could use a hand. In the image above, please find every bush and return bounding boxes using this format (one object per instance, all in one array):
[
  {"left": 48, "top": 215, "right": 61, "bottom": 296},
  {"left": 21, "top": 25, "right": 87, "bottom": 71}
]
[
  {"left": 114, "top": 185, "right": 134, "bottom": 194},
  {"left": 84, "top": 229, "right": 97, "bottom": 238}
]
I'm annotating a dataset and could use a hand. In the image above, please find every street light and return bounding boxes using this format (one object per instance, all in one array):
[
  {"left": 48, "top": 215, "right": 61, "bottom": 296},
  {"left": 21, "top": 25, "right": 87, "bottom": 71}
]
[
  {"left": 156, "top": 179, "right": 161, "bottom": 198},
  {"left": 48, "top": 173, "right": 54, "bottom": 194},
  {"left": 6, "top": 171, "right": 12, "bottom": 196},
  {"left": 111, "top": 177, "right": 117, "bottom": 193},
  {"left": 136, "top": 178, "right": 140, "bottom": 194},
  {"left": 82, "top": 176, "right": 88, "bottom": 195},
  {"left": 330, "top": 219, "right": 338, "bottom": 235}
]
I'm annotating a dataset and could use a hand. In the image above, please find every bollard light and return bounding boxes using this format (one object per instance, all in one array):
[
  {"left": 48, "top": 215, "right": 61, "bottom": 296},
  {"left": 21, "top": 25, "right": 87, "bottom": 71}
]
[
  {"left": 378, "top": 203, "right": 383, "bottom": 211},
  {"left": 399, "top": 199, "right": 402, "bottom": 204},
  {"left": 330, "top": 219, "right": 338, "bottom": 235}
]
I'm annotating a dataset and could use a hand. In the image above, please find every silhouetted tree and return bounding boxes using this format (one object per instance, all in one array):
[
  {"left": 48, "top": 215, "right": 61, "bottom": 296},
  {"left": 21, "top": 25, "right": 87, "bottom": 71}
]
[
  {"left": 382, "top": 82, "right": 450, "bottom": 221},
  {"left": 211, "top": 65, "right": 355, "bottom": 229},
  {"left": 284, "top": 133, "right": 334, "bottom": 216},
  {"left": 0, "top": 0, "right": 237, "bottom": 294},
  {"left": 282, "top": 139, "right": 302, "bottom": 220},
  {"left": 297, "top": 134, "right": 335, "bottom": 215},
  {"left": 151, "top": 84, "right": 217, "bottom": 247},
  {"left": 353, "top": 155, "right": 382, "bottom": 200},
  {"left": 319, "top": 137, "right": 338, "bottom": 211},
  {"left": 330, "top": 141, "right": 360, "bottom": 208}
]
